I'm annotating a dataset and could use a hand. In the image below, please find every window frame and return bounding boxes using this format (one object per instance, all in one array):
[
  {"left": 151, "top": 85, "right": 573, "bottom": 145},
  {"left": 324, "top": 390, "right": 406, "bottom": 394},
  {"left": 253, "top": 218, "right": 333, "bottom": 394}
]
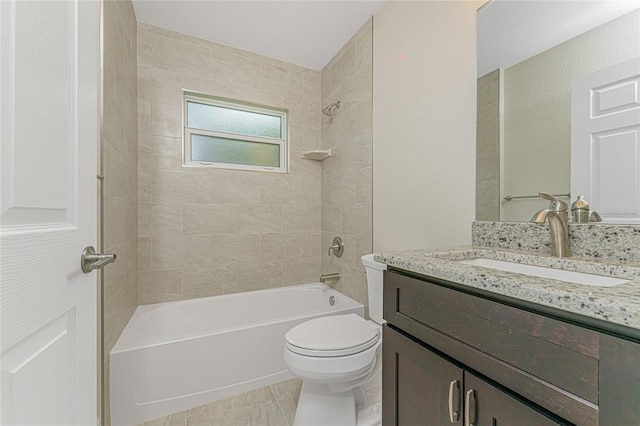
[{"left": 183, "top": 91, "right": 289, "bottom": 173}]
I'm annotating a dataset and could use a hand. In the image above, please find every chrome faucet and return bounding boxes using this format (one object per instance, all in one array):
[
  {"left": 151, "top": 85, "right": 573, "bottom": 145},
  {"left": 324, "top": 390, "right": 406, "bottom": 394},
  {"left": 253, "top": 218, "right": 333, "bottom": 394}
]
[
  {"left": 320, "top": 273, "right": 340, "bottom": 284},
  {"left": 530, "top": 192, "right": 571, "bottom": 257}
]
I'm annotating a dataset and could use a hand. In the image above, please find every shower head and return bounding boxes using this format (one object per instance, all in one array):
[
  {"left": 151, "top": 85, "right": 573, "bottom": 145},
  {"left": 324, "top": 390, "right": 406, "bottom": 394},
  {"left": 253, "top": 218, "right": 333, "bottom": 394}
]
[{"left": 322, "top": 101, "right": 341, "bottom": 117}]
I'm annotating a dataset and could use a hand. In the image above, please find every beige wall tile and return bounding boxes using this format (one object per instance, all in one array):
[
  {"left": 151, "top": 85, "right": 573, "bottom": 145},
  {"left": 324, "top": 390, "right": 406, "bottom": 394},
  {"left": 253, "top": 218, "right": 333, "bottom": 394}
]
[
  {"left": 137, "top": 168, "right": 152, "bottom": 203},
  {"left": 151, "top": 170, "right": 211, "bottom": 204},
  {"left": 343, "top": 203, "right": 372, "bottom": 239},
  {"left": 138, "top": 237, "right": 151, "bottom": 272},
  {"left": 103, "top": 197, "right": 125, "bottom": 249},
  {"left": 302, "top": 232, "right": 321, "bottom": 257},
  {"left": 260, "top": 63, "right": 303, "bottom": 99},
  {"left": 342, "top": 129, "right": 372, "bottom": 174},
  {"left": 260, "top": 233, "right": 303, "bottom": 262},
  {"left": 321, "top": 20, "right": 373, "bottom": 315},
  {"left": 290, "top": 124, "right": 321, "bottom": 153},
  {"left": 182, "top": 264, "right": 237, "bottom": 299},
  {"left": 152, "top": 35, "right": 211, "bottom": 76},
  {"left": 183, "top": 73, "right": 238, "bottom": 100},
  {"left": 103, "top": 141, "right": 130, "bottom": 200},
  {"left": 151, "top": 235, "right": 211, "bottom": 270},
  {"left": 355, "top": 167, "right": 372, "bottom": 203},
  {"left": 138, "top": 66, "right": 183, "bottom": 105},
  {"left": 210, "top": 233, "right": 261, "bottom": 266},
  {"left": 103, "top": 3, "right": 138, "bottom": 423},
  {"left": 183, "top": 204, "right": 237, "bottom": 235},
  {"left": 281, "top": 205, "right": 321, "bottom": 232},
  {"left": 340, "top": 173, "right": 357, "bottom": 205},
  {"left": 303, "top": 72, "right": 322, "bottom": 101},
  {"left": 355, "top": 20, "right": 373, "bottom": 70},
  {"left": 136, "top": 27, "right": 153, "bottom": 67},
  {"left": 138, "top": 203, "right": 183, "bottom": 237},
  {"left": 236, "top": 205, "right": 283, "bottom": 234},
  {"left": 138, "top": 134, "right": 182, "bottom": 171},
  {"left": 102, "top": 91, "right": 124, "bottom": 148},
  {"left": 321, "top": 204, "right": 343, "bottom": 234},
  {"left": 150, "top": 102, "right": 182, "bottom": 138},
  {"left": 137, "top": 22, "right": 323, "bottom": 304},
  {"left": 210, "top": 172, "right": 261, "bottom": 204},
  {"left": 137, "top": 99, "right": 151, "bottom": 134},
  {"left": 138, "top": 269, "right": 182, "bottom": 305},
  {"left": 286, "top": 96, "right": 321, "bottom": 128},
  {"left": 215, "top": 52, "right": 262, "bottom": 90},
  {"left": 124, "top": 200, "right": 138, "bottom": 241},
  {"left": 236, "top": 263, "right": 282, "bottom": 292},
  {"left": 282, "top": 257, "right": 321, "bottom": 285},
  {"left": 330, "top": 44, "right": 356, "bottom": 93}
]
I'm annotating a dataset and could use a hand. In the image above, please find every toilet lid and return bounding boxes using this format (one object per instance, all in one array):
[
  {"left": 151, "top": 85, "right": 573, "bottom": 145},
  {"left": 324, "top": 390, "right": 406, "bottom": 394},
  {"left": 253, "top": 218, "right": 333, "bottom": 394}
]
[{"left": 285, "top": 314, "right": 380, "bottom": 357}]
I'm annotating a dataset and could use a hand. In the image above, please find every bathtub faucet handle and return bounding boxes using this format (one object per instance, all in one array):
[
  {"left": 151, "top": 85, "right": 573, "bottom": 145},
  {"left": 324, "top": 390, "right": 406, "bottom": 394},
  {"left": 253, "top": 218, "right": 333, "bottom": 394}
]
[{"left": 328, "top": 236, "right": 344, "bottom": 258}]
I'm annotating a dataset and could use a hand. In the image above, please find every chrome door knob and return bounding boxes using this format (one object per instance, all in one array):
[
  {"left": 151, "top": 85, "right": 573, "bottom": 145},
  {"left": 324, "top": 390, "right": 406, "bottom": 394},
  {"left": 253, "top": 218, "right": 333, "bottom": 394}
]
[{"left": 81, "top": 246, "right": 116, "bottom": 273}]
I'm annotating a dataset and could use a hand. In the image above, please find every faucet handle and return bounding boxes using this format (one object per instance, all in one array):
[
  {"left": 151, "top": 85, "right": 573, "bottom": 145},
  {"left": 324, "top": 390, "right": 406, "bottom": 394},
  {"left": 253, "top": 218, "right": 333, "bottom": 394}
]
[{"left": 539, "top": 192, "right": 568, "bottom": 212}]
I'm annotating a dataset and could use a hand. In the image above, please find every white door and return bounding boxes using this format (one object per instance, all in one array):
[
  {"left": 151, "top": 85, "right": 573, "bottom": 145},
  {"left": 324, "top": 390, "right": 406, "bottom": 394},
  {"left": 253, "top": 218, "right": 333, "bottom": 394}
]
[
  {"left": 1, "top": 0, "right": 100, "bottom": 424},
  {"left": 571, "top": 57, "right": 640, "bottom": 223}
]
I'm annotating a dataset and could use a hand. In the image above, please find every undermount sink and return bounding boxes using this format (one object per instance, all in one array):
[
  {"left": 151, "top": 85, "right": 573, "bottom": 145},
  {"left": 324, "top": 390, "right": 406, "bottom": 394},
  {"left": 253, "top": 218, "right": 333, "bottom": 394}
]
[{"left": 456, "top": 258, "right": 629, "bottom": 287}]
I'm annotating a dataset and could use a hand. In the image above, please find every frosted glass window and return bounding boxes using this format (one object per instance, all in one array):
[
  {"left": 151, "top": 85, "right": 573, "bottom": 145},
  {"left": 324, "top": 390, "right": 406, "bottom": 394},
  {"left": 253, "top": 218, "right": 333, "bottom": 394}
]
[
  {"left": 187, "top": 102, "right": 282, "bottom": 139},
  {"left": 191, "top": 134, "right": 280, "bottom": 168},
  {"left": 183, "top": 92, "right": 288, "bottom": 172}
]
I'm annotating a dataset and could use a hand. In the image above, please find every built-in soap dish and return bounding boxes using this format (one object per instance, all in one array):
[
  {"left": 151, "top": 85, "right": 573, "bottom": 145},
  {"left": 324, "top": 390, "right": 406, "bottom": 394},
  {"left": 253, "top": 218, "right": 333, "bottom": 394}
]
[{"left": 302, "top": 149, "right": 331, "bottom": 161}]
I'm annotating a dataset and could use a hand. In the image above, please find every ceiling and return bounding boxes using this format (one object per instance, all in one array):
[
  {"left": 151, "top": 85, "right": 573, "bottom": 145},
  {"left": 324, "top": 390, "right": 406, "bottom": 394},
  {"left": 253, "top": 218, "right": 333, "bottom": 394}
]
[
  {"left": 132, "top": 0, "right": 387, "bottom": 71},
  {"left": 478, "top": 0, "right": 640, "bottom": 76}
]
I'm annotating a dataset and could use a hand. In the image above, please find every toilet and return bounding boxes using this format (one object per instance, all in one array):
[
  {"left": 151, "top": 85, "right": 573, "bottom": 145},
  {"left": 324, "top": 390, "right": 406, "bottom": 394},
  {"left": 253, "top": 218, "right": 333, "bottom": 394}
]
[{"left": 283, "top": 254, "right": 387, "bottom": 426}]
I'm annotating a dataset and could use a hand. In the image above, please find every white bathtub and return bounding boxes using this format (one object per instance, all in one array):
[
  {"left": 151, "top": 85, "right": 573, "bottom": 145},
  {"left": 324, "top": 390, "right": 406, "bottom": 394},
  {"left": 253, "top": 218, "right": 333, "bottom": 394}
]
[{"left": 110, "top": 283, "right": 364, "bottom": 425}]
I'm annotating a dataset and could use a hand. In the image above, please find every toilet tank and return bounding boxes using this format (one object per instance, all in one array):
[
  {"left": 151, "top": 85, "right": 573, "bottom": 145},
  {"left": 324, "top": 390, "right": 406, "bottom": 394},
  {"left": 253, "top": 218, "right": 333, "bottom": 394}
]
[{"left": 361, "top": 254, "right": 387, "bottom": 324}]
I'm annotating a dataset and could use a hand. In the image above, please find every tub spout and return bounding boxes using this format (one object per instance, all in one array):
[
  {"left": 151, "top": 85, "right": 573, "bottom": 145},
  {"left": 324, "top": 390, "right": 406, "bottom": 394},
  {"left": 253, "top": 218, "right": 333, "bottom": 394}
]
[{"left": 320, "top": 273, "right": 340, "bottom": 284}]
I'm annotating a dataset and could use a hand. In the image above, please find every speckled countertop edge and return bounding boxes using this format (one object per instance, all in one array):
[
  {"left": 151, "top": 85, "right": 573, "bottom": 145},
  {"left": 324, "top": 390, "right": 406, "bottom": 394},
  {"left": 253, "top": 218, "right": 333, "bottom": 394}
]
[{"left": 375, "top": 246, "right": 640, "bottom": 331}]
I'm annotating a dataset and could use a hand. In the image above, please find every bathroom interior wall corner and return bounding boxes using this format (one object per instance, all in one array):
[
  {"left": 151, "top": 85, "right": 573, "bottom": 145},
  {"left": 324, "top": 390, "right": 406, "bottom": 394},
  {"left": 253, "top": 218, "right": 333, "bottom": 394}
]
[
  {"left": 372, "top": 1, "right": 479, "bottom": 252},
  {"left": 101, "top": 0, "right": 139, "bottom": 425},
  {"left": 320, "top": 18, "right": 373, "bottom": 312}
]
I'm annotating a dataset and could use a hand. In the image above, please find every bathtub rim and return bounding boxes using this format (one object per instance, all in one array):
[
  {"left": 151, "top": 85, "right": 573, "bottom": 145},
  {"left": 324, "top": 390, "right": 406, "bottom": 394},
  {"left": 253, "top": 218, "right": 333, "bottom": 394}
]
[{"left": 111, "top": 282, "right": 362, "bottom": 353}]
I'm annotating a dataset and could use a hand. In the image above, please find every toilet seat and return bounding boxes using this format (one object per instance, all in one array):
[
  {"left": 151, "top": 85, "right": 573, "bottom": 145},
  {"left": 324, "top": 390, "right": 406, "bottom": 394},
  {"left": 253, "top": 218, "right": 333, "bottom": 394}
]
[{"left": 285, "top": 314, "right": 380, "bottom": 357}]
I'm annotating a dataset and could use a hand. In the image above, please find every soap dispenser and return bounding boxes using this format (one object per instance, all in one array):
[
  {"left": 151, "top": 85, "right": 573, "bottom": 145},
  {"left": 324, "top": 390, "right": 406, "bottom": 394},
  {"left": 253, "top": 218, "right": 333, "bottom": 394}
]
[{"left": 570, "top": 195, "right": 602, "bottom": 223}]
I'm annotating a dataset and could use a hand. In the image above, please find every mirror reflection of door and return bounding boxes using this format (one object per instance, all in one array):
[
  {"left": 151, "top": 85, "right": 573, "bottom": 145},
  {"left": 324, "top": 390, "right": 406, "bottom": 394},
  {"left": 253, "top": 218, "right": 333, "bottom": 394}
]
[
  {"left": 476, "top": 3, "right": 640, "bottom": 222},
  {"left": 571, "top": 58, "right": 640, "bottom": 224}
]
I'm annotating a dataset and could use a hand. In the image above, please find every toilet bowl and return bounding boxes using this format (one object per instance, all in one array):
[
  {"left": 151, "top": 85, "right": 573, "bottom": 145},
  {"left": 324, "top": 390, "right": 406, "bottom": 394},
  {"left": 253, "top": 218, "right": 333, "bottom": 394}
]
[{"left": 283, "top": 254, "right": 387, "bottom": 426}]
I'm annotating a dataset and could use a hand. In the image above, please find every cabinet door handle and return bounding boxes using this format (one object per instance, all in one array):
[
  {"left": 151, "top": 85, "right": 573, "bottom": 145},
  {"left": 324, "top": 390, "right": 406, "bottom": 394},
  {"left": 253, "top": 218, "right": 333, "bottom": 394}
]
[
  {"left": 465, "top": 389, "right": 477, "bottom": 426},
  {"left": 448, "top": 380, "right": 461, "bottom": 423}
]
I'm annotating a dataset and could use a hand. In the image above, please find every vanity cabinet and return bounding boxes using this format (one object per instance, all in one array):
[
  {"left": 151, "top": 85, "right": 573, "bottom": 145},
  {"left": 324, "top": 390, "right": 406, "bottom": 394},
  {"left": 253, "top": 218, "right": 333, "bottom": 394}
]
[
  {"left": 383, "top": 326, "right": 557, "bottom": 425},
  {"left": 382, "top": 269, "right": 640, "bottom": 425}
]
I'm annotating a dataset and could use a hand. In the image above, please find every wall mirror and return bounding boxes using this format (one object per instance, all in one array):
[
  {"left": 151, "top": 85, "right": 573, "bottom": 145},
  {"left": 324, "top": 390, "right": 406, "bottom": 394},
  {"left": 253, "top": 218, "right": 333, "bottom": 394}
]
[{"left": 476, "top": 0, "right": 640, "bottom": 222}]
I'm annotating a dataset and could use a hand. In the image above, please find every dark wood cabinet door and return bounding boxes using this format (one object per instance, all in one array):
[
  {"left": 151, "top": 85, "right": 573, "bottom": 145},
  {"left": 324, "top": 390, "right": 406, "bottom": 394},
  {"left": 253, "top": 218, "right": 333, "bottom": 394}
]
[
  {"left": 464, "top": 372, "right": 560, "bottom": 426},
  {"left": 383, "top": 326, "right": 464, "bottom": 425}
]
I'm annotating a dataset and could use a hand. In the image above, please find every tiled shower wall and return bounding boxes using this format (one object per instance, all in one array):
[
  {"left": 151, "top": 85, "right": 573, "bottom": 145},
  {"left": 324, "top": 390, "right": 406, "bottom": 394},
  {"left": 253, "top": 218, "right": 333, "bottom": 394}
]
[
  {"left": 476, "top": 69, "right": 501, "bottom": 221},
  {"left": 102, "top": 0, "right": 138, "bottom": 424},
  {"left": 320, "top": 19, "right": 373, "bottom": 310},
  {"left": 136, "top": 23, "right": 323, "bottom": 304}
]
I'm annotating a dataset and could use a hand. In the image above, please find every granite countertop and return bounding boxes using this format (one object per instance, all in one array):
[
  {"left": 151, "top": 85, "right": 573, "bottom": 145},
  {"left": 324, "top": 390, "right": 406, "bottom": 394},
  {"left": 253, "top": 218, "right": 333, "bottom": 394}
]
[{"left": 375, "top": 246, "right": 640, "bottom": 334}]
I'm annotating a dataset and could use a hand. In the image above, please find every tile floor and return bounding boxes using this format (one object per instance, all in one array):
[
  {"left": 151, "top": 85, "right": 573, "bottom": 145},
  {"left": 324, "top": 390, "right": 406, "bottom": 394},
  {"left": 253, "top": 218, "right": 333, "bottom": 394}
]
[{"left": 139, "top": 378, "right": 302, "bottom": 426}]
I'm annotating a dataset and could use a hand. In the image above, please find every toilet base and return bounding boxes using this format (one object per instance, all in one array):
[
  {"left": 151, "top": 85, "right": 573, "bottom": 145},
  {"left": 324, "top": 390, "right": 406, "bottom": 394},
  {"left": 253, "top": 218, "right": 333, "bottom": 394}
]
[
  {"left": 293, "top": 381, "right": 356, "bottom": 426},
  {"left": 292, "top": 367, "right": 382, "bottom": 426}
]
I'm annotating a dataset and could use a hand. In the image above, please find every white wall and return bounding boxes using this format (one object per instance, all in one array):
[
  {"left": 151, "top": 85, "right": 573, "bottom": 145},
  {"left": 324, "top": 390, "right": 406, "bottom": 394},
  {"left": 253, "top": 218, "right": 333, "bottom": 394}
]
[{"left": 373, "top": 1, "right": 480, "bottom": 252}]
